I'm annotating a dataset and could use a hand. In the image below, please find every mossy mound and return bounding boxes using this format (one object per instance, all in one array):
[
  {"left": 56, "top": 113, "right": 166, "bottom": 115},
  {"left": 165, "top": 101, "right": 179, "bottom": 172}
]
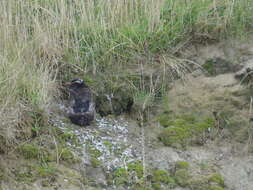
[
  {"left": 158, "top": 114, "right": 214, "bottom": 146},
  {"left": 95, "top": 88, "right": 134, "bottom": 116},
  {"left": 208, "top": 173, "right": 225, "bottom": 186},
  {"left": 151, "top": 169, "right": 176, "bottom": 189},
  {"left": 174, "top": 169, "right": 191, "bottom": 187}
]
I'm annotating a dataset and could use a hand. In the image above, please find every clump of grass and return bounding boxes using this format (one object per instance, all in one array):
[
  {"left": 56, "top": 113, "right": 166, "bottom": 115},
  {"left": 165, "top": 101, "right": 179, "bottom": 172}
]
[
  {"left": 208, "top": 173, "right": 225, "bottom": 186},
  {"left": 18, "top": 144, "right": 39, "bottom": 159}
]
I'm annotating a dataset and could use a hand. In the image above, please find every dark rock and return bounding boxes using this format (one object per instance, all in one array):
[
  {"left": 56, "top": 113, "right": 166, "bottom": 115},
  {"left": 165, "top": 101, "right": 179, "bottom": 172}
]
[
  {"left": 95, "top": 88, "right": 134, "bottom": 117},
  {"left": 235, "top": 59, "right": 253, "bottom": 83},
  {"left": 203, "top": 57, "right": 237, "bottom": 76}
]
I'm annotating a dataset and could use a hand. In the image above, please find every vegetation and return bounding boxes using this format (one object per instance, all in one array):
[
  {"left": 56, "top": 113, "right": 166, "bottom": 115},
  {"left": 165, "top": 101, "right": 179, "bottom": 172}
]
[
  {"left": 158, "top": 114, "right": 214, "bottom": 146},
  {"left": 18, "top": 144, "right": 39, "bottom": 159},
  {"left": 1, "top": 0, "right": 253, "bottom": 151},
  {"left": 1, "top": 0, "right": 253, "bottom": 189}
]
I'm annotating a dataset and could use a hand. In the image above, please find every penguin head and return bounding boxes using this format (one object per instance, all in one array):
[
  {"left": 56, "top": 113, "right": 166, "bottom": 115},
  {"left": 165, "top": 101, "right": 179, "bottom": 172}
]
[{"left": 70, "top": 78, "right": 85, "bottom": 88}]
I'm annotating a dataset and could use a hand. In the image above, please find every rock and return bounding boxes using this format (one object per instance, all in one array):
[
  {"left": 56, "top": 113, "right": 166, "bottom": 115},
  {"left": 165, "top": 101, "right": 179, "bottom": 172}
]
[
  {"left": 220, "top": 157, "right": 253, "bottom": 190},
  {"left": 235, "top": 59, "right": 253, "bottom": 82},
  {"left": 95, "top": 88, "right": 133, "bottom": 117},
  {"left": 146, "top": 147, "right": 182, "bottom": 171},
  {"left": 202, "top": 57, "right": 237, "bottom": 76},
  {"left": 85, "top": 166, "right": 107, "bottom": 187}
]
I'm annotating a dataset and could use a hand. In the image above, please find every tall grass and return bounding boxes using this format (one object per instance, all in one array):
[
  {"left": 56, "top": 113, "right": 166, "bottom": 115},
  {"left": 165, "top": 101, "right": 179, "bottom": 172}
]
[{"left": 0, "top": 0, "right": 253, "bottom": 151}]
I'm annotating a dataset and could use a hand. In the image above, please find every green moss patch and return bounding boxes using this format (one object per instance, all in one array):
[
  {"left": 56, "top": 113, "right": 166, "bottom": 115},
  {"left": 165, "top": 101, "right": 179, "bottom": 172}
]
[
  {"left": 151, "top": 169, "right": 176, "bottom": 189},
  {"left": 59, "top": 148, "right": 75, "bottom": 163},
  {"left": 176, "top": 161, "right": 190, "bottom": 170},
  {"left": 127, "top": 161, "right": 144, "bottom": 178},
  {"left": 87, "top": 145, "right": 102, "bottom": 168},
  {"left": 158, "top": 114, "right": 214, "bottom": 146},
  {"left": 37, "top": 166, "right": 57, "bottom": 178},
  {"left": 208, "top": 186, "right": 225, "bottom": 190},
  {"left": 18, "top": 144, "right": 39, "bottom": 159},
  {"left": 175, "top": 169, "right": 191, "bottom": 187},
  {"left": 208, "top": 173, "right": 225, "bottom": 186}
]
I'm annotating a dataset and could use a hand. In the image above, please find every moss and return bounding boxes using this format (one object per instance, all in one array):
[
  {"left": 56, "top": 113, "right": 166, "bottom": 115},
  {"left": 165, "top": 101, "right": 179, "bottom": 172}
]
[
  {"left": 19, "top": 144, "right": 39, "bottom": 159},
  {"left": 158, "top": 114, "right": 214, "bottom": 146},
  {"left": 158, "top": 114, "right": 173, "bottom": 128},
  {"left": 193, "top": 118, "right": 215, "bottom": 134},
  {"left": 37, "top": 166, "right": 57, "bottom": 178},
  {"left": 113, "top": 168, "right": 128, "bottom": 185},
  {"left": 0, "top": 167, "right": 5, "bottom": 180},
  {"left": 41, "top": 179, "right": 51, "bottom": 187},
  {"left": 60, "top": 148, "right": 75, "bottom": 163},
  {"left": 15, "top": 171, "right": 34, "bottom": 183},
  {"left": 174, "top": 169, "right": 190, "bottom": 187},
  {"left": 95, "top": 87, "right": 133, "bottom": 117},
  {"left": 158, "top": 126, "right": 191, "bottom": 146},
  {"left": 42, "top": 149, "right": 55, "bottom": 162},
  {"left": 90, "top": 157, "right": 101, "bottom": 168},
  {"left": 208, "top": 173, "right": 225, "bottom": 186},
  {"left": 103, "top": 141, "right": 113, "bottom": 152},
  {"left": 57, "top": 130, "right": 80, "bottom": 148},
  {"left": 152, "top": 183, "right": 162, "bottom": 190},
  {"left": 136, "top": 187, "right": 149, "bottom": 190},
  {"left": 176, "top": 161, "right": 190, "bottom": 170},
  {"left": 127, "top": 161, "right": 143, "bottom": 178},
  {"left": 112, "top": 162, "right": 144, "bottom": 186},
  {"left": 152, "top": 170, "right": 175, "bottom": 185},
  {"left": 188, "top": 177, "right": 209, "bottom": 190},
  {"left": 87, "top": 146, "right": 102, "bottom": 168},
  {"left": 203, "top": 59, "right": 215, "bottom": 75},
  {"left": 208, "top": 186, "right": 225, "bottom": 190}
]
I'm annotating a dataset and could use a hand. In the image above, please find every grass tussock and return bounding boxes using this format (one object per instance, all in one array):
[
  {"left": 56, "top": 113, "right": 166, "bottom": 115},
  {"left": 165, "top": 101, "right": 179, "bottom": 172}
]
[{"left": 0, "top": 0, "right": 253, "bottom": 151}]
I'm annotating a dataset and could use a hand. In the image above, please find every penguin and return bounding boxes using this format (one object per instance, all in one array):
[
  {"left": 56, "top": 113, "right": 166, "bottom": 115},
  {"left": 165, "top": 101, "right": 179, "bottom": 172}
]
[{"left": 66, "top": 79, "right": 95, "bottom": 126}]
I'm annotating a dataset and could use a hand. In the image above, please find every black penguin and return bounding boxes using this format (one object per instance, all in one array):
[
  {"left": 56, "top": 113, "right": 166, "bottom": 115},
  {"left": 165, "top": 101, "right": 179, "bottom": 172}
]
[{"left": 67, "top": 79, "right": 95, "bottom": 126}]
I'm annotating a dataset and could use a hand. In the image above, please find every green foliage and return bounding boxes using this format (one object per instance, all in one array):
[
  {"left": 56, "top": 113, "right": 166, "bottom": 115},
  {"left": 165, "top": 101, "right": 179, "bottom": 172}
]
[
  {"left": 37, "top": 166, "right": 57, "bottom": 178},
  {"left": 112, "top": 162, "right": 144, "bottom": 186},
  {"left": 151, "top": 169, "right": 176, "bottom": 189},
  {"left": 87, "top": 145, "right": 102, "bottom": 168},
  {"left": 113, "top": 168, "right": 128, "bottom": 185},
  {"left": 208, "top": 173, "right": 225, "bottom": 186},
  {"left": 159, "top": 126, "right": 191, "bottom": 146},
  {"left": 152, "top": 183, "right": 162, "bottom": 190},
  {"left": 188, "top": 177, "right": 209, "bottom": 190},
  {"left": 19, "top": 144, "right": 39, "bottom": 159},
  {"left": 15, "top": 171, "right": 34, "bottom": 183},
  {"left": 127, "top": 161, "right": 144, "bottom": 179},
  {"left": 60, "top": 148, "right": 75, "bottom": 163},
  {"left": 176, "top": 161, "right": 190, "bottom": 170},
  {"left": 208, "top": 186, "right": 225, "bottom": 190},
  {"left": 152, "top": 170, "right": 175, "bottom": 184},
  {"left": 103, "top": 141, "right": 113, "bottom": 152},
  {"left": 158, "top": 114, "right": 214, "bottom": 146},
  {"left": 175, "top": 169, "right": 190, "bottom": 187},
  {"left": 90, "top": 157, "right": 101, "bottom": 168}
]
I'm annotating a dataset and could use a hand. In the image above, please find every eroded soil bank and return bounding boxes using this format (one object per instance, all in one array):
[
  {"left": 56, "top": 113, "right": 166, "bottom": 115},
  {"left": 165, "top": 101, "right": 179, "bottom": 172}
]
[{"left": 2, "top": 39, "right": 253, "bottom": 190}]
